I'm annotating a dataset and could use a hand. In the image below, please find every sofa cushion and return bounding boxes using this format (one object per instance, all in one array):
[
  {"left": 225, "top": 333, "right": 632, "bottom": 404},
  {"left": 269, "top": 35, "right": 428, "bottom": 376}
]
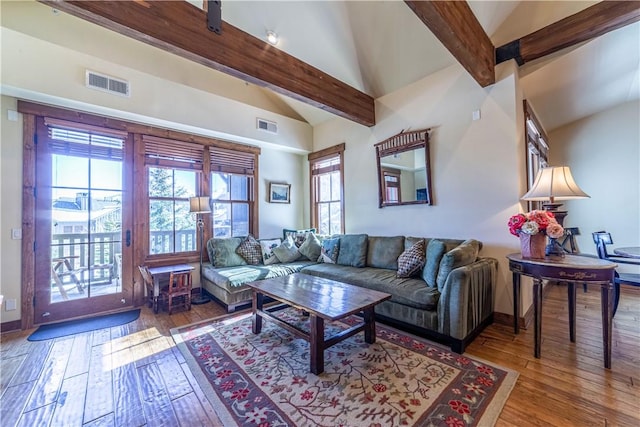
[
  {"left": 397, "top": 240, "right": 426, "bottom": 278},
  {"left": 298, "top": 232, "right": 322, "bottom": 261},
  {"left": 367, "top": 236, "right": 405, "bottom": 269},
  {"left": 272, "top": 236, "right": 301, "bottom": 263},
  {"left": 336, "top": 234, "right": 368, "bottom": 267},
  {"left": 208, "top": 237, "right": 248, "bottom": 268},
  {"left": 318, "top": 237, "right": 340, "bottom": 263},
  {"left": 259, "top": 238, "right": 282, "bottom": 265},
  {"left": 235, "top": 235, "right": 262, "bottom": 265},
  {"left": 436, "top": 239, "right": 481, "bottom": 290},
  {"left": 203, "top": 261, "right": 317, "bottom": 289},
  {"left": 423, "top": 239, "right": 446, "bottom": 287},
  {"left": 283, "top": 228, "right": 316, "bottom": 247},
  {"left": 301, "top": 264, "right": 439, "bottom": 311},
  {"left": 404, "top": 236, "right": 425, "bottom": 251}
]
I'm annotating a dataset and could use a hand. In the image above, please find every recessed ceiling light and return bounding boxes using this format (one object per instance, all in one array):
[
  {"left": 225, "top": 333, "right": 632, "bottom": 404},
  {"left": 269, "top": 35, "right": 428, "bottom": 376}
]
[{"left": 266, "top": 31, "right": 279, "bottom": 46}]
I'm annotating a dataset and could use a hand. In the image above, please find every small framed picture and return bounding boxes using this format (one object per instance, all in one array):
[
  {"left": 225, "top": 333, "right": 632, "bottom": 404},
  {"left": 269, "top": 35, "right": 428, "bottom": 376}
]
[{"left": 269, "top": 183, "right": 291, "bottom": 203}]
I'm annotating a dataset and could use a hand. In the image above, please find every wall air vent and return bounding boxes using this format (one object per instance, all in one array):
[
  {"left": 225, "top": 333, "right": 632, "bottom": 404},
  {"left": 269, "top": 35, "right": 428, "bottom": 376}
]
[
  {"left": 86, "top": 70, "right": 130, "bottom": 97},
  {"left": 257, "top": 118, "right": 278, "bottom": 134}
]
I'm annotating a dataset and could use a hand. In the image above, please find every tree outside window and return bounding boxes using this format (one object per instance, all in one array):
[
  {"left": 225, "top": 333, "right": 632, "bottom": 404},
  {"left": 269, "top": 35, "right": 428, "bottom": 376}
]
[
  {"left": 211, "top": 172, "right": 251, "bottom": 238},
  {"left": 148, "top": 167, "right": 196, "bottom": 254}
]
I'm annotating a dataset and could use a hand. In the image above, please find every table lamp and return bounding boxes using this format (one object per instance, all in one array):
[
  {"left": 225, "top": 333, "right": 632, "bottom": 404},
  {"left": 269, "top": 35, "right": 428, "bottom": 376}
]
[
  {"left": 189, "top": 196, "right": 212, "bottom": 305},
  {"left": 521, "top": 166, "right": 590, "bottom": 226},
  {"left": 521, "top": 166, "right": 589, "bottom": 255}
]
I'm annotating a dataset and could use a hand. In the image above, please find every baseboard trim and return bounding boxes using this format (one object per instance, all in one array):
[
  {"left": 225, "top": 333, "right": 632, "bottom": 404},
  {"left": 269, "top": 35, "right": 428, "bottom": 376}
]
[
  {"left": 1, "top": 319, "right": 22, "bottom": 333},
  {"left": 494, "top": 280, "right": 558, "bottom": 330}
]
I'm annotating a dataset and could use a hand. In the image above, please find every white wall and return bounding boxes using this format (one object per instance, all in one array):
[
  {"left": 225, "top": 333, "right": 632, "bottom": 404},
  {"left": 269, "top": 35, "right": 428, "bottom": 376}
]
[
  {"left": 0, "top": 5, "right": 314, "bottom": 324},
  {"left": 550, "top": 100, "right": 640, "bottom": 274},
  {"left": 314, "top": 62, "right": 527, "bottom": 315},
  {"left": 259, "top": 149, "right": 308, "bottom": 239},
  {"left": 0, "top": 96, "right": 23, "bottom": 324}
]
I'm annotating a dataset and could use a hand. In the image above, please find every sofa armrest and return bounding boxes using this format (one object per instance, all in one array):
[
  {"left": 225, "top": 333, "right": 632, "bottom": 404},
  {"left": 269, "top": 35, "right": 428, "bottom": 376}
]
[{"left": 437, "top": 257, "right": 498, "bottom": 340}]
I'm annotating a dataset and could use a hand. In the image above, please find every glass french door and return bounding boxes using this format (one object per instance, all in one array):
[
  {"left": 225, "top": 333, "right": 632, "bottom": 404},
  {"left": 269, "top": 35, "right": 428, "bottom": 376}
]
[{"left": 34, "top": 118, "right": 133, "bottom": 323}]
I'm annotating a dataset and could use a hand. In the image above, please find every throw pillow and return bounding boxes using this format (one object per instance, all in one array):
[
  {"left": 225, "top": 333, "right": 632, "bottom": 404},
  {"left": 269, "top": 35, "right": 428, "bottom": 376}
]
[
  {"left": 259, "top": 238, "right": 282, "bottom": 265},
  {"left": 336, "top": 234, "right": 368, "bottom": 267},
  {"left": 283, "top": 228, "right": 316, "bottom": 247},
  {"left": 207, "top": 237, "right": 248, "bottom": 268},
  {"left": 366, "top": 236, "right": 405, "bottom": 269},
  {"left": 272, "top": 236, "right": 302, "bottom": 263},
  {"left": 298, "top": 232, "right": 322, "bottom": 261},
  {"left": 423, "top": 239, "right": 446, "bottom": 286},
  {"left": 235, "top": 235, "right": 263, "bottom": 265},
  {"left": 318, "top": 237, "right": 340, "bottom": 264},
  {"left": 397, "top": 240, "right": 426, "bottom": 278},
  {"left": 436, "top": 239, "right": 481, "bottom": 290}
]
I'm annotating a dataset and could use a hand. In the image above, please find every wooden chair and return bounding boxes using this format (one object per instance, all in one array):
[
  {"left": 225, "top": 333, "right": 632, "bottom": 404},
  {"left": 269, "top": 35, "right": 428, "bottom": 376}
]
[
  {"left": 591, "top": 231, "right": 640, "bottom": 316},
  {"left": 161, "top": 270, "right": 192, "bottom": 314},
  {"left": 138, "top": 265, "right": 158, "bottom": 311}
]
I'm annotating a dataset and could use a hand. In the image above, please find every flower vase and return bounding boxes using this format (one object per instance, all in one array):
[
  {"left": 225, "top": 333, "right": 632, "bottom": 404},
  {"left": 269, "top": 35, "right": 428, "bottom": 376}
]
[{"left": 520, "top": 233, "right": 546, "bottom": 259}]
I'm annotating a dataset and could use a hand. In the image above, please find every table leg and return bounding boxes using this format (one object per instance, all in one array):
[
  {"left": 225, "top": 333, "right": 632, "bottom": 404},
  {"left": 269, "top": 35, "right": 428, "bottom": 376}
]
[
  {"left": 568, "top": 282, "right": 576, "bottom": 343},
  {"left": 309, "top": 314, "right": 324, "bottom": 375},
  {"left": 252, "top": 291, "right": 263, "bottom": 334},
  {"left": 601, "top": 279, "right": 613, "bottom": 369},
  {"left": 363, "top": 307, "right": 376, "bottom": 344},
  {"left": 153, "top": 277, "right": 160, "bottom": 314},
  {"left": 513, "top": 272, "right": 521, "bottom": 334},
  {"left": 533, "top": 278, "right": 543, "bottom": 358}
]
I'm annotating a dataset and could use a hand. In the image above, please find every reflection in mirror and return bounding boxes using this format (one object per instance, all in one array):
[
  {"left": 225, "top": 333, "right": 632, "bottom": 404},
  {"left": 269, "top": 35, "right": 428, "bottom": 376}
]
[{"left": 375, "top": 129, "right": 432, "bottom": 207}]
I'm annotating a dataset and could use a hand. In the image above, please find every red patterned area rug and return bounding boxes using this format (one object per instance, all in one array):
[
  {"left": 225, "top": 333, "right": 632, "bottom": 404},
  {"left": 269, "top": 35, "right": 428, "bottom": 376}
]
[{"left": 171, "top": 309, "right": 518, "bottom": 426}]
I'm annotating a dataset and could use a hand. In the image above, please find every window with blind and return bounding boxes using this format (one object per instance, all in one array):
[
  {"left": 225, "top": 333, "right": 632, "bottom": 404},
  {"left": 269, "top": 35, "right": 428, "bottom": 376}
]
[
  {"left": 309, "top": 144, "right": 345, "bottom": 235},
  {"left": 41, "top": 118, "right": 127, "bottom": 305},
  {"left": 210, "top": 147, "right": 257, "bottom": 238},
  {"left": 143, "top": 135, "right": 200, "bottom": 255}
]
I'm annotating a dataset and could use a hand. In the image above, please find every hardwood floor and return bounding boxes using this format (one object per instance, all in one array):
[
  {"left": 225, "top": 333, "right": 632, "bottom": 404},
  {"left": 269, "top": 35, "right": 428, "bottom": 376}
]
[{"left": 1, "top": 284, "right": 638, "bottom": 426}]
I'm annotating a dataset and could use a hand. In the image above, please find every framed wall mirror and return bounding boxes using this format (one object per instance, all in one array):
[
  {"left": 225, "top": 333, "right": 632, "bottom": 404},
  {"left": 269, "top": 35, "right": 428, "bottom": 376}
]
[{"left": 375, "top": 128, "right": 432, "bottom": 207}]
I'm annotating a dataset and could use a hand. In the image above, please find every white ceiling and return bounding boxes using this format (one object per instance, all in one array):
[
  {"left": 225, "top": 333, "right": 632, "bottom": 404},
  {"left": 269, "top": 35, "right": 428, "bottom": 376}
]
[{"left": 217, "top": 0, "right": 639, "bottom": 131}]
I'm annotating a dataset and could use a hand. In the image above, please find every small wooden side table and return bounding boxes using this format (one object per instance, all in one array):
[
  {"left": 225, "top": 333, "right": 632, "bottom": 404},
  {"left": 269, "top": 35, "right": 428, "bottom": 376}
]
[
  {"left": 507, "top": 253, "right": 617, "bottom": 368},
  {"left": 148, "top": 264, "right": 194, "bottom": 313}
]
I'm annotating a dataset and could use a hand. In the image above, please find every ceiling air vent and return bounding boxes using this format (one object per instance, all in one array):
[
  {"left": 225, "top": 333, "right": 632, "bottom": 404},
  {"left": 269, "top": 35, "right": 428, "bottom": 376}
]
[
  {"left": 86, "top": 70, "right": 130, "bottom": 97},
  {"left": 257, "top": 118, "right": 278, "bottom": 134}
]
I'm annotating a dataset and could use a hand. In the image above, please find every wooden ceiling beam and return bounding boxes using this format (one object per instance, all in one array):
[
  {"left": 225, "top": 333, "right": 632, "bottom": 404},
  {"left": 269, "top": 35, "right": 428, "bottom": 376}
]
[
  {"left": 497, "top": 1, "right": 640, "bottom": 65},
  {"left": 40, "top": 0, "right": 376, "bottom": 127},
  {"left": 404, "top": 0, "right": 495, "bottom": 87}
]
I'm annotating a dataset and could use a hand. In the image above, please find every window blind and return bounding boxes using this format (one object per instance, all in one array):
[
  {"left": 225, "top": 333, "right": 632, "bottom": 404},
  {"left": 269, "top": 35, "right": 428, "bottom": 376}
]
[
  {"left": 210, "top": 147, "right": 256, "bottom": 175},
  {"left": 45, "top": 117, "right": 125, "bottom": 161},
  {"left": 143, "top": 135, "right": 204, "bottom": 170}
]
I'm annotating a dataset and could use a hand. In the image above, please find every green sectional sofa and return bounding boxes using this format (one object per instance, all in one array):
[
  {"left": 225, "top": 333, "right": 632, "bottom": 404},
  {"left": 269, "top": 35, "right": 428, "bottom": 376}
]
[{"left": 201, "top": 233, "right": 498, "bottom": 353}]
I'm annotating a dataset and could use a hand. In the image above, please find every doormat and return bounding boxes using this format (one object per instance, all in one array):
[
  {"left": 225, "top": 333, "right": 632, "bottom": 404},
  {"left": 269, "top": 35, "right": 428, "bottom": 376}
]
[
  {"left": 28, "top": 309, "right": 141, "bottom": 341},
  {"left": 171, "top": 309, "right": 518, "bottom": 426}
]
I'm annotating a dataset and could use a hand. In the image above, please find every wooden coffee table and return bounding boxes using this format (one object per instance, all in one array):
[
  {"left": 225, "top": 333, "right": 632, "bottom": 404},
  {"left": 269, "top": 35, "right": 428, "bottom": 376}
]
[{"left": 248, "top": 273, "right": 391, "bottom": 375}]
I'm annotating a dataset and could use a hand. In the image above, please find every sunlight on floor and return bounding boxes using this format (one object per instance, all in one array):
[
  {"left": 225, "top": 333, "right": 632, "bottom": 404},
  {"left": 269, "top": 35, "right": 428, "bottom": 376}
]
[{"left": 105, "top": 327, "right": 175, "bottom": 370}]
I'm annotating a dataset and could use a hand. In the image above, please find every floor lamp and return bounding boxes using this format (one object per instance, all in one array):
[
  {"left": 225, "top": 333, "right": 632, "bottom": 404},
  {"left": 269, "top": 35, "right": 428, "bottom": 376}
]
[{"left": 190, "top": 196, "right": 211, "bottom": 305}]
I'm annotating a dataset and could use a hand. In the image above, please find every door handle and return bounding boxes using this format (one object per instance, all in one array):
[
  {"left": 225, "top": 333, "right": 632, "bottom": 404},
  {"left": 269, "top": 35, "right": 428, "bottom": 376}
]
[{"left": 126, "top": 230, "right": 131, "bottom": 247}]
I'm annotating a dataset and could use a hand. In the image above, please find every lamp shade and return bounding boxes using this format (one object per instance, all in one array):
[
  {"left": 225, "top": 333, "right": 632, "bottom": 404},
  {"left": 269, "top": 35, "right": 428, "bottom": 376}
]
[
  {"left": 521, "top": 166, "right": 590, "bottom": 202},
  {"left": 189, "top": 196, "right": 211, "bottom": 214}
]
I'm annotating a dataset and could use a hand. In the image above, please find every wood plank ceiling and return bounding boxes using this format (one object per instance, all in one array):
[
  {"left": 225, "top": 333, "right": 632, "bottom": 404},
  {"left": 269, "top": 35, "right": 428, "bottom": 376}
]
[{"left": 40, "top": 1, "right": 640, "bottom": 127}]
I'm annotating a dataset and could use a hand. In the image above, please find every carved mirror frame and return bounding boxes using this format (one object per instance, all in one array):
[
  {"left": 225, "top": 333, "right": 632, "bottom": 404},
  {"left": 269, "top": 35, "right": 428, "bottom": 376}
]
[{"left": 375, "top": 128, "right": 432, "bottom": 208}]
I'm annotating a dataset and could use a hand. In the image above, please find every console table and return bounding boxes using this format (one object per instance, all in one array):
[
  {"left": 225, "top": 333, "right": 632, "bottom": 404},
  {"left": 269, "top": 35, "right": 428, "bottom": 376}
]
[{"left": 507, "top": 253, "right": 617, "bottom": 368}]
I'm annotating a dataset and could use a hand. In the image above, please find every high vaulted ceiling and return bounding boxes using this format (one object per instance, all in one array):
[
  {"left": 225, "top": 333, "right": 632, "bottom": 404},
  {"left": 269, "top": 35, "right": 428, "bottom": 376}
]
[
  {"left": 12, "top": 1, "right": 640, "bottom": 133},
  {"left": 217, "top": 0, "right": 639, "bottom": 131}
]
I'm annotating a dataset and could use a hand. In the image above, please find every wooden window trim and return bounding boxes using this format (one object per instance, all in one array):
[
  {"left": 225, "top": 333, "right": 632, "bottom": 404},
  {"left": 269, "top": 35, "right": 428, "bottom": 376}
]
[
  {"left": 308, "top": 144, "right": 345, "bottom": 234},
  {"left": 523, "top": 100, "right": 549, "bottom": 211},
  {"left": 17, "top": 100, "right": 261, "bottom": 303}
]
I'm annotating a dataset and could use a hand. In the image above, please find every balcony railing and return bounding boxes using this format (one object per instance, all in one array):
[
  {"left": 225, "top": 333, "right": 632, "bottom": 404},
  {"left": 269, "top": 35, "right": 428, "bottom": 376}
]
[{"left": 51, "top": 230, "right": 198, "bottom": 286}]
